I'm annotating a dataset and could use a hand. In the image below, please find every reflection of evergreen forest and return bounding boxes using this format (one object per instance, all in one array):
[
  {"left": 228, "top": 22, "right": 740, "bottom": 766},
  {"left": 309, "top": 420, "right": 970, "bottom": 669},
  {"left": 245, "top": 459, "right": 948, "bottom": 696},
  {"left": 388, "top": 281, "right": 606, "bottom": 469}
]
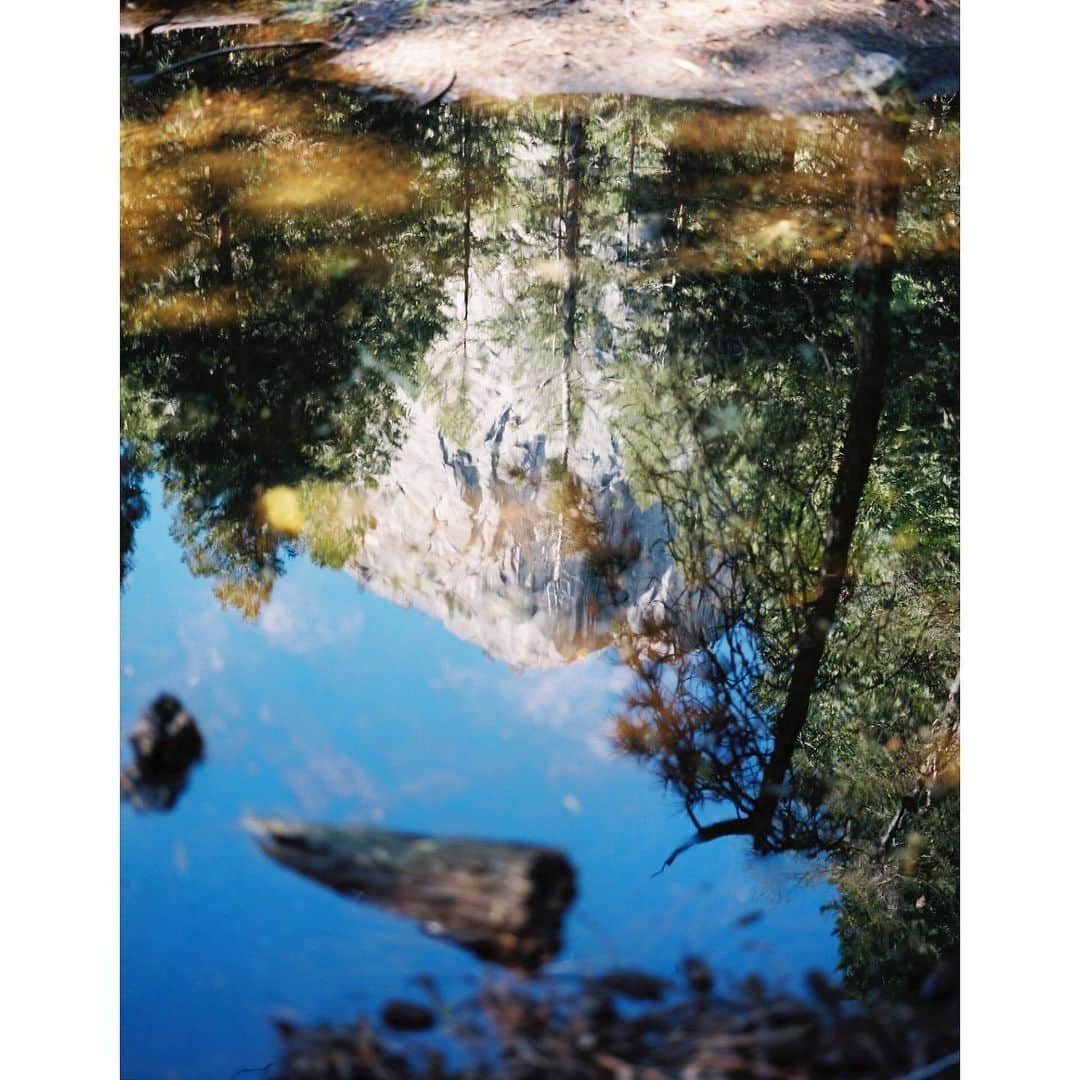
[{"left": 121, "top": 46, "right": 958, "bottom": 1002}]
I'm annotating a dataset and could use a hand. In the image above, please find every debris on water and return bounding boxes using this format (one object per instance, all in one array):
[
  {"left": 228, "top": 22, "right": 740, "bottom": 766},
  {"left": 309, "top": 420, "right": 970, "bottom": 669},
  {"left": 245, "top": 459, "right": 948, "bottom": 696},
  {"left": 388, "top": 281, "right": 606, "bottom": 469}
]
[
  {"left": 733, "top": 909, "right": 765, "bottom": 929},
  {"left": 586, "top": 968, "right": 669, "bottom": 1002},
  {"left": 270, "top": 957, "right": 960, "bottom": 1078}
]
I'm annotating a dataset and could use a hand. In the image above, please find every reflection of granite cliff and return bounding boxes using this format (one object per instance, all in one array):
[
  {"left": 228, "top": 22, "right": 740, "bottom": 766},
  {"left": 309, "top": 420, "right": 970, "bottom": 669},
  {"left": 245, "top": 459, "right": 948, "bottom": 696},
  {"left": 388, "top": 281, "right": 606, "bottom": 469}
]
[{"left": 343, "top": 249, "right": 709, "bottom": 670}]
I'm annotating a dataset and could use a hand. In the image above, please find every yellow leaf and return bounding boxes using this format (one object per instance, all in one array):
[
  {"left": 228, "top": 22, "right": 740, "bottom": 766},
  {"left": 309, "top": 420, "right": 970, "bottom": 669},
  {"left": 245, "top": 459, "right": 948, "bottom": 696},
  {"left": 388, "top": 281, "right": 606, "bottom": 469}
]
[{"left": 258, "top": 485, "right": 305, "bottom": 537}]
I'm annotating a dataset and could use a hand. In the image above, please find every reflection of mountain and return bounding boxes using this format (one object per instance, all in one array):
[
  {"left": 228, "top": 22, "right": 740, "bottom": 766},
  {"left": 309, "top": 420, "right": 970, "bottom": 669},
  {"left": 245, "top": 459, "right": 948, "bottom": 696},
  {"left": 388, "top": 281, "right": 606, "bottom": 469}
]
[
  {"left": 348, "top": 407, "right": 669, "bottom": 669},
  {"left": 343, "top": 255, "right": 703, "bottom": 669}
]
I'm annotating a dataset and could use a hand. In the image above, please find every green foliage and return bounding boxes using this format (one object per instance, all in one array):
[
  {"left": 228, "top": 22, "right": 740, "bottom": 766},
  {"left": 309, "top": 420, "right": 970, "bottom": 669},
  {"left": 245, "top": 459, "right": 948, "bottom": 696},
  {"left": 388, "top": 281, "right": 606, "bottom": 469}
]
[
  {"left": 121, "top": 76, "right": 456, "bottom": 610},
  {"left": 605, "top": 110, "right": 959, "bottom": 997},
  {"left": 120, "top": 438, "right": 151, "bottom": 587}
]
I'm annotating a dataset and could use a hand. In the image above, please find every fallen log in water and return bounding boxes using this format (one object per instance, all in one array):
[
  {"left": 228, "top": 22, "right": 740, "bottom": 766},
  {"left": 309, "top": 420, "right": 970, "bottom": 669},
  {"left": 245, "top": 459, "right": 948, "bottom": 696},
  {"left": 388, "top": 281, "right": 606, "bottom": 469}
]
[{"left": 246, "top": 818, "right": 576, "bottom": 970}]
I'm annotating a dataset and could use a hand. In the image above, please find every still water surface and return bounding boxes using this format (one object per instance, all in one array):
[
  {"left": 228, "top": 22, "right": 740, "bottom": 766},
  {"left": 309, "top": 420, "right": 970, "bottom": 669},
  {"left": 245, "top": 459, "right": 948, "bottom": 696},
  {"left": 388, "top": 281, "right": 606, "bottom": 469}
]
[
  {"left": 121, "top": 38, "right": 958, "bottom": 1078},
  {"left": 122, "top": 476, "right": 836, "bottom": 1077}
]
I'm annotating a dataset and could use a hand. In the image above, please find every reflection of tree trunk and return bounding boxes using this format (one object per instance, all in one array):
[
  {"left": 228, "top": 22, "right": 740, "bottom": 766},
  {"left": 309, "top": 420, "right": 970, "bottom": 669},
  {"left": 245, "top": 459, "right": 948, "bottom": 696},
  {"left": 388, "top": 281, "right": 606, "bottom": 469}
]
[
  {"left": 780, "top": 119, "right": 798, "bottom": 173},
  {"left": 248, "top": 819, "right": 576, "bottom": 971},
  {"left": 662, "top": 201, "right": 686, "bottom": 365},
  {"left": 216, "top": 209, "right": 233, "bottom": 285},
  {"left": 461, "top": 113, "right": 472, "bottom": 363},
  {"left": 661, "top": 114, "right": 911, "bottom": 872},
  {"left": 556, "top": 108, "right": 566, "bottom": 259},
  {"left": 560, "top": 113, "right": 584, "bottom": 469},
  {"left": 750, "top": 113, "right": 910, "bottom": 850},
  {"left": 626, "top": 109, "right": 637, "bottom": 263}
]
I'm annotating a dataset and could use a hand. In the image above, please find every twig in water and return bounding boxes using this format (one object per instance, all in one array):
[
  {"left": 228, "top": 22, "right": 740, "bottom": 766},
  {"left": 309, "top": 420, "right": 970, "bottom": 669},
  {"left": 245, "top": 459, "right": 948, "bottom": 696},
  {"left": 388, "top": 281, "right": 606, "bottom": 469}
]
[
  {"left": 419, "top": 72, "right": 458, "bottom": 109},
  {"left": 654, "top": 817, "right": 753, "bottom": 875},
  {"left": 126, "top": 40, "right": 337, "bottom": 86},
  {"left": 229, "top": 1059, "right": 282, "bottom": 1079}
]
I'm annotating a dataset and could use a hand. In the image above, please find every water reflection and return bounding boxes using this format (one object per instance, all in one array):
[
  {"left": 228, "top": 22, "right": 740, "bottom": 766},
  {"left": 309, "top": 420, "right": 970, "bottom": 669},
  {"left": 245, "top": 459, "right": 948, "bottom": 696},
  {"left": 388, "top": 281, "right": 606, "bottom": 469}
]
[
  {"left": 122, "top": 82, "right": 447, "bottom": 614},
  {"left": 121, "top": 28, "right": 958, "bottom": 1075},
  {"left": 603, "top": 111, "right": 958, "bottom": 995}
]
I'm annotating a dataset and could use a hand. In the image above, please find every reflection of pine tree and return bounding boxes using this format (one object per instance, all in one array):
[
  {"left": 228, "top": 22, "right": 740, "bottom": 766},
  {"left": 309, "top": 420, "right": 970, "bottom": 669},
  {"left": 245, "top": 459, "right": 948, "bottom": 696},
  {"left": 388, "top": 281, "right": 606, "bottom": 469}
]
[
  {"left": 559, "top": 111, "right": 584, "bottom": 470},
  {"left": 611, "top": 108, "right": 959, "bottom": 998},
  {"left": 121, "top": 83, "right": 455, "bottom": 613},
  {"left": 120, "top": 438, "right": 150, "bottom": 587}
]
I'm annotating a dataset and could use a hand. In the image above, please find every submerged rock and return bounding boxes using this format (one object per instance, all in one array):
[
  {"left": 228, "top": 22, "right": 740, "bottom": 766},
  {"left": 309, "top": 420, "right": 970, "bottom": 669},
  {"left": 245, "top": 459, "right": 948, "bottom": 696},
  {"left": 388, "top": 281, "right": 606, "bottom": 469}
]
[
  {"left": 269, "top": 957, "right": 960, "bottom": 1079},
  {"left": 380, "top": 1000, "right": 437, "bottom": 1033},
  {"left": 681, "top": 954, "right": 714, "bottom": 996},
  {"left": 120, "top": 694, "right": 204, "bottom": 812}
]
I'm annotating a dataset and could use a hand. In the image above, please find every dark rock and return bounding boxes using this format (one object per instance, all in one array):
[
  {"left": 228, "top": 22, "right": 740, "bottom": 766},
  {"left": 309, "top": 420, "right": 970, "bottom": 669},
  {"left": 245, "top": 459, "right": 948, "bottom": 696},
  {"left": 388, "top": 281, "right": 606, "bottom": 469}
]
[
  {"left": 588, "top": 969, "right": 669, "bottom": 1002},
  {"left": 381, "top": 1000, "right": 436, "bottom": 1032},
  {"left": 805, "top": 968, "right": 844, "bottom": 1014},
  {"left": 681, "top": 954, "right": 714, "bottom": 996},
  {"left": 268, "top": 959, "right": 959, "bottom": 1078},
  {"left": 120, "top": 694, "right": 204, "bottom": 812}
]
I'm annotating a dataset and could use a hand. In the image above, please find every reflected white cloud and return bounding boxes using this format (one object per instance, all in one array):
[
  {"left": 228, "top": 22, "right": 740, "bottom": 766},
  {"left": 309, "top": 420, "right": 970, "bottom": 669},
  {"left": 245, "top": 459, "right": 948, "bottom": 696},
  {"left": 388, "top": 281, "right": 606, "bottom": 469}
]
[{"left": 258, "top": 579, "right": 365, "bottom": 655}]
